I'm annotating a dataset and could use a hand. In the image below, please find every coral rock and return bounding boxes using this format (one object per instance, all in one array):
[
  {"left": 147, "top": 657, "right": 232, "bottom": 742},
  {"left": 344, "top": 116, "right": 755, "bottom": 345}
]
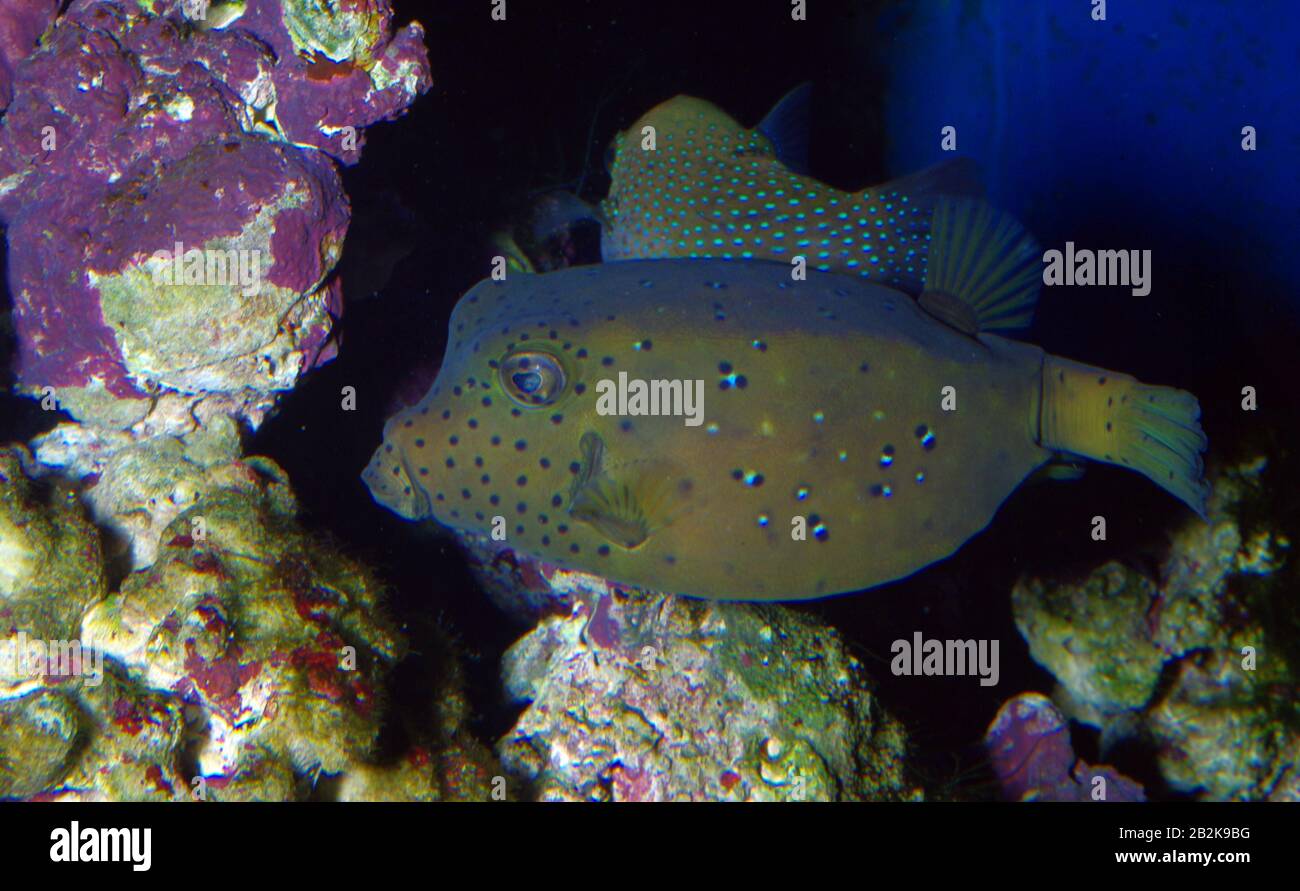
[{"left": 492, "top": 556, "right": 918, "bottom": 801}]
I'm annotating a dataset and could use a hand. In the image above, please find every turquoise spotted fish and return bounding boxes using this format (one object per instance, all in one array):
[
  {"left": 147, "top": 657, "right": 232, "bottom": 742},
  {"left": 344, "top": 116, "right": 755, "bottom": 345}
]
[
  {"left": 601, "top": 87, "right": 979, "bottom": 292},
  {"left": 364, "top": 200, "right": 1209, "bottom": 601}
]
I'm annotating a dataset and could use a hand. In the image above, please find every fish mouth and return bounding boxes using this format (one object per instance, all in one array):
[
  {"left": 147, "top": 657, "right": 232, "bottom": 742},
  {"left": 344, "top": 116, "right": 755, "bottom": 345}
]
[{"left": 362, "top": 442, "right": 431, "bottom": 521}]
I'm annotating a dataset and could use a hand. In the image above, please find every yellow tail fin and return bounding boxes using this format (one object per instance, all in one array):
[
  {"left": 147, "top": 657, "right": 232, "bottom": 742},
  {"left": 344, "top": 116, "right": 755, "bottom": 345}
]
[{"left": 1039, "top": 355, "right": 1210, "bottom": 516}]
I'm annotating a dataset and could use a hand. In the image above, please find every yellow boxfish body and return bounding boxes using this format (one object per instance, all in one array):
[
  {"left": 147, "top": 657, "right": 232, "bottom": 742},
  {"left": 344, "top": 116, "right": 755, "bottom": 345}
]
[
  {"left": 601, "top": 92, "right": 977, "bottom": 293},
  {"left": 363, "top": 257, "right": 1208, "bottom": 601}
]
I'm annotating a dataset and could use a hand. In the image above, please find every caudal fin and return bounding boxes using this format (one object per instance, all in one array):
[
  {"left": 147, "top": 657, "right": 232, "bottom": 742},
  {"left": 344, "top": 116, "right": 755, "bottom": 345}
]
[{"left": 1039, "top": 355, "right": 1210, "bottom": 517}]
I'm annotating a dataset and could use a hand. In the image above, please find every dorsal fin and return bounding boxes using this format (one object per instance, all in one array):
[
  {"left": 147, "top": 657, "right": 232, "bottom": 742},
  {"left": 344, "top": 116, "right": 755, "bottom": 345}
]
[
  {"left": 920, "top": 197, "right": 1042, "bottom": 334},
  {"left": 758, "top": 83, "right": 813, "bottom": 175},
  {"left": 879, "top": 157, "right": 984, "bottom": 205}
]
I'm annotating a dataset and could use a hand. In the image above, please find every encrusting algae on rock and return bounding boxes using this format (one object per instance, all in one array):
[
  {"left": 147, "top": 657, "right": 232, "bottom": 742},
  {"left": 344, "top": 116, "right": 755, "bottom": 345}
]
[
  {"left": 0, "top": 445, "right": 108, "bottom": 694},
  {"left": 81, "top": 458, "right": 406, "bottom": 781},
  {"left": 0, "top": 446, "right": 503, "bottom": 801},
  {"left": 484, "top": 548, "right": 919, "bottom": 801},
  {"left": 1012, "top": 456, "right": 1298, "bottom": 800}
]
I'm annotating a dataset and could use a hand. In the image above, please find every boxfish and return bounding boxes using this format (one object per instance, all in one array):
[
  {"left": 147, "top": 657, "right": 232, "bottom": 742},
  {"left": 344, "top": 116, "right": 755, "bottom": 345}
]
[
  {"left": 601, "top": 86, "right": 980, "bottom": 294},
  {"left": 364, "top": 200, "right": 1208, "bottom": 601}
]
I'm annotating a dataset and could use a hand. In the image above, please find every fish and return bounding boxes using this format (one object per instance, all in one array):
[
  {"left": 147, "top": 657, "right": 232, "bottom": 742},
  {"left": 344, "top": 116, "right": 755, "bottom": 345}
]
[
  {"left": 363, "top": 199, "right": 1209, "bottom": 601},
  {"left": 600, "top": 86, "right": 981, "bottom": 294}
]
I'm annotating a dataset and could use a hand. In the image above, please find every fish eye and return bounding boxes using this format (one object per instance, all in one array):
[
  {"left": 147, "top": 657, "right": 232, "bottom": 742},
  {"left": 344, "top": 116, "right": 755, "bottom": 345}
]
[{"left": 500, "top": 350, "right": 567, "bottom": 407}]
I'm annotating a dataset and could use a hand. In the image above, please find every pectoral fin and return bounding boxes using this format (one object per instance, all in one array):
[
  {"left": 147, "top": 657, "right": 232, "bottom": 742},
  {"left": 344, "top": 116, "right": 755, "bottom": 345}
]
[
  {"left": 570, "top": 477, "right": 655, "bottom": 549},
  {"left": 566, "top": 431, "right": 671, "bottom": 549}
]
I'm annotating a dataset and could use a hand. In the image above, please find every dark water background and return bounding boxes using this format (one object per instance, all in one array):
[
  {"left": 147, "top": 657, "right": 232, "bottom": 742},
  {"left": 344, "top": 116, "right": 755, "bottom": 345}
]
[{"left": 2, "top": 0, "right": 1296, "bottom": 799}]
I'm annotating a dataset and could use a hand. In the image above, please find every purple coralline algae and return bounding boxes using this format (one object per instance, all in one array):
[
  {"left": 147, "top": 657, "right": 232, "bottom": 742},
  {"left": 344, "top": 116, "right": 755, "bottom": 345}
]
[
  {"left": 1011, "top": 457, "right": 1297, "bottom": 800},
  {"left": 0, "top": 0, "right": 58, "bottom": 110},
  {"left": 0, "top": 0, "right": 430, "bottom": 563},
  {"left": 471, "top": 536, "right": 918, "bottom": 801},
  {"left": 984, "top": 693, "right": 1145, "bottom": 802},
  {"left": 0, "top": 0, "right": 429, "bottom": 430}
]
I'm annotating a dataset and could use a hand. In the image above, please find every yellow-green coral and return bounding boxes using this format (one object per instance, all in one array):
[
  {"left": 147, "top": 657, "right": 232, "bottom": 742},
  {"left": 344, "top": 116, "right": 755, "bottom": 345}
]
[
  {"left": 0, "top": 690, "right": 81, "bottom": 799},
  {"left": 0, "top": 446, "right": 107, "bottom": 685},
  {"left": 49, "top": 668, "right": 189, "bottom": 802},
  {"left": 86, "top": 458, "right": 403, "bottom": 779},
  {"left": 281, "top": 0, "right": 385, "bottom": 64}
]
